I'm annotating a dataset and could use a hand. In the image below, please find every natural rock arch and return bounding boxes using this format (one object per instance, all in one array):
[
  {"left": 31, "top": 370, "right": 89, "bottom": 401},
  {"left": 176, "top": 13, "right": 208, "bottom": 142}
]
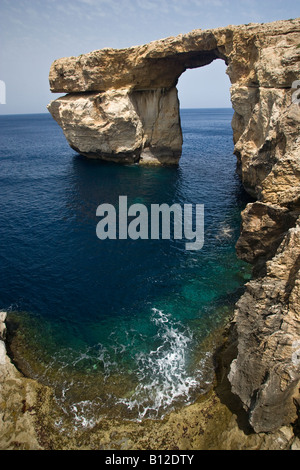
[
  {"left": 48, "top": 19, "right": 300, "bottom": 202},
  {"left": 47, "top": 34, "right": 231, "bottom": 165},
  {"left": 48, "top": 18, "right": 300, "bottom": 433}
]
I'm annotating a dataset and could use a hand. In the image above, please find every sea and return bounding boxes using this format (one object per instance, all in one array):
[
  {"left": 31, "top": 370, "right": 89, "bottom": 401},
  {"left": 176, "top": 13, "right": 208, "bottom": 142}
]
[{"left": 0, "top": 109, "right": 252, "bottom": 427}]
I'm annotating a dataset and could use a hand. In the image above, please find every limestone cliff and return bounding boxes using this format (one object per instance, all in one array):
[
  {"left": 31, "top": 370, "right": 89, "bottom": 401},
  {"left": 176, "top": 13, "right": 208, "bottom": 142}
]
[
  {"left": 48, "top": 18, "right": 300, "bottom": 167},
  {"left": 229, "top": 220, "right": 300, "bottom": 432},
  {"left": 0, "top": 312, "right": 44, "bottom": 449},
  {"left": 48, "top": 88, "right": 182, "bottom": 164},
  {"left": 47, "top": 18, "right": 300, "bottom": 434}
]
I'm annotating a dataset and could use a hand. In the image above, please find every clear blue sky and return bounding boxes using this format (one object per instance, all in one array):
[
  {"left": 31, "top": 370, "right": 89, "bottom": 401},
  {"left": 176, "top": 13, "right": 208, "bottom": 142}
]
[{"left": 0, "top": 0, "right": 299, "bottom": 114}]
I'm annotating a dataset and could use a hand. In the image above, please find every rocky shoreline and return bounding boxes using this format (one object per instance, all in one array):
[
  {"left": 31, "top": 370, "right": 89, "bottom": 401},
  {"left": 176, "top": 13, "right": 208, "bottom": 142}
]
[{"left": 1, "top": 311, "right": 299, "bottom": 450}]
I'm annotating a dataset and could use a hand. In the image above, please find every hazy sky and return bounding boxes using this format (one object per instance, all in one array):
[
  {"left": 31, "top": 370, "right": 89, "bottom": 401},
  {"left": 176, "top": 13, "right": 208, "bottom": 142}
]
[{"left": 0, "top": 0, "right": 299, "bottom": 114}]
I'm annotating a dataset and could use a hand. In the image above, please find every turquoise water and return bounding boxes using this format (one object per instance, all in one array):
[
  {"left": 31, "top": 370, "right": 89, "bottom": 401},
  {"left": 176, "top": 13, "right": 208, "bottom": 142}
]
[{"left": 0, "top": 109, "right": 251, "bottom": 425}]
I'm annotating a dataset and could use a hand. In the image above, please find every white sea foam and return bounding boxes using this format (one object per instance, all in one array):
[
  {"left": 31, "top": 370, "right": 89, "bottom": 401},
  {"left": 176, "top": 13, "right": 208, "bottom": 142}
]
[
  {"left": 117, "top": 308, "right": 201, "bottom": 420},
  {"left": 70, "top": 400, "right": 97, "bottom": 428},
  {"left": 44, "top": 308, "right": 213, "bottom": 427}
]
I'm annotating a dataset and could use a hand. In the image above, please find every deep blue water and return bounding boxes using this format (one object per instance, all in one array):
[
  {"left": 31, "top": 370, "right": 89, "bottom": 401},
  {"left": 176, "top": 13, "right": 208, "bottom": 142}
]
[{"left": 0, "top": 110, "right": 251, "bottom": 424}]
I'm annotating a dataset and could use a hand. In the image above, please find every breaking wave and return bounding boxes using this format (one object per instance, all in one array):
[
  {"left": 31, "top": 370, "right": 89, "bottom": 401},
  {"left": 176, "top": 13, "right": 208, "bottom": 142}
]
[
  {"left": 45, "top": 308, "right": 213, "bottom": 427},
  {"left": 117, "top": 308, "right": 204, "bottom": 420}
]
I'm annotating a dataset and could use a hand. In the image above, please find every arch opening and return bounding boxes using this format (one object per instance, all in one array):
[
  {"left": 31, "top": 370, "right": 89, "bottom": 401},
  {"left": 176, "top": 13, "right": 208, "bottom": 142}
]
[{"left": 177, "top": 59, "right": 231, "bottom": 109}]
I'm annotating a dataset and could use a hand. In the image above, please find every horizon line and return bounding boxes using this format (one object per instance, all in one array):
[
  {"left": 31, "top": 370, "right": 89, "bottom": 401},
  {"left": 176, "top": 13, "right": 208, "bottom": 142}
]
[{"left": 0, "top": 107, "right": 234, "bottom": 117}]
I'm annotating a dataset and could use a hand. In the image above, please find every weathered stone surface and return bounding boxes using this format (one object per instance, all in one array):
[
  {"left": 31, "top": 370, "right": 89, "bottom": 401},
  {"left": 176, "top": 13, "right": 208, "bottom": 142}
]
[
  {"left": 48, "top": 88, "right": 182, "bottom": 164},
  {"left": 229, "top": 45, "right": 300, "bottom": 432},
  {"left": 229, "top": 220, "right": 300, "bottom": 432},
  {"left": 49, "top": 20, "right": 299, "bottom": 93},
  {"left": 48, "top": 18, "right": 300, "bottom": 165},
  {"left": 0, "top": 314, "right": 44, "bottom": 449},
  {"left": 1, "top": 311, "right": 299, "bottom": 450},
  {"left": 225, "top": 17, "right": 300, "bottom": 432},
  {"left": 233, "top": 86, "right": 300, "bottom": 205},
  {"left": 0, "top": 311, "right": 7, "bottom": 341},
  {"left": 235, "top": 202, "right": 298, "bottom": 266}
]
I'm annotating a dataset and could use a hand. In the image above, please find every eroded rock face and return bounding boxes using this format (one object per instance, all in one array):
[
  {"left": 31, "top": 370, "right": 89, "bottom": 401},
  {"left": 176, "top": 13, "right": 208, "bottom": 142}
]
[
  {"left": 48, "top": 88, "right": 182, "bottom": 164},
  {"left": 48, "top": 18, "right": 300, "bottom": 166},
  {"left": 229, "top": 221, "right": 300, "bottom": 432},
  {"left": 235, "top": 202, "right": 298, "bottom": 268},
  {"left": 0, "top": 312, "right": 44, "bottom": 449},
  {"left": 47, "top": 18, "right": 300, "bottom": 433}
]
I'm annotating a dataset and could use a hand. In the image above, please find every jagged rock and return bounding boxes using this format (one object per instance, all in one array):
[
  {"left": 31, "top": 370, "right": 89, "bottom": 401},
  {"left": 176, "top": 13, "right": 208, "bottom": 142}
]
[
  {"left": 229, "top": 220, "right": 300, "bottom": 432},
  {"left": 48, "top": 88, "right": 182, "bottom": 164},
  {"left": 235, "top": 202, "right": 298, "bottom": 266},
  {"left": 48, "top": 18, "right": 300, "bottom": 167},
  {"left": 233, "top": 86, "right": 300, "bottom": 205},
  {"left": 0, "top": 311, "right": 7, "bottom": 341},
  {"left": 291, "top": 438, "right": 300, "bottom": 450},
  {"left": 0, "top": 310, "right": 298, "bottom": 449},
  {"left": 49, "top": 20, "right": 299, "bottom": 94},
  {"left": 0, "top": 313, "right": 45, "bottom": 449}
]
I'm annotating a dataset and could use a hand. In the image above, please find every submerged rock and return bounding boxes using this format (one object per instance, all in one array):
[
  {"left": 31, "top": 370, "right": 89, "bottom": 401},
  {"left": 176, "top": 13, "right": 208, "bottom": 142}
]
[{"left": 1, "top": 311, "right": 299, "bottom": 450}]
